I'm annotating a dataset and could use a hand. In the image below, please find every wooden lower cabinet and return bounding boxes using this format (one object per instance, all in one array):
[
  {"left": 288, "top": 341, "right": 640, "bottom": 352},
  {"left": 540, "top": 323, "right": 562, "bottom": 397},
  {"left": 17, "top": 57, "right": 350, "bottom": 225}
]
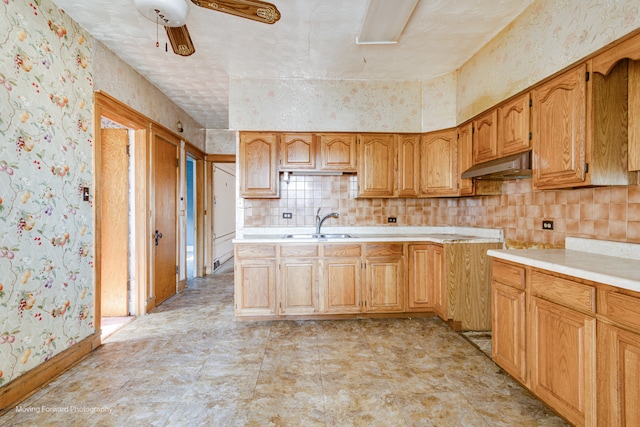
[
  {"left": 492, "top": 281, "right": 526, "bottom": 383},
  {"left": 431, "top": 245, "right": 447, "bottom": 320},
  {"left": 529, "top": 296, "right": 597, "bottom": 427},
  {"left": 407, "top": 244, "right": 436, "bottom": 311},
  {"left": 365, "top": 244, "right": 405, "bottom": 313},
  {"left": 280, "top": 258, "right": 319, "bottom": 315},
  {"left": 598, "top": 322, "right": 640, "bottom": 427},
  {"left": 491, "top": 260, "right": 527, "bottom": 384},
  {"left": 234, "top": 257, "right": 277, "bottom": 316},
  {"left": 323, "top": 257, "right": 363, "bottom": 314}
]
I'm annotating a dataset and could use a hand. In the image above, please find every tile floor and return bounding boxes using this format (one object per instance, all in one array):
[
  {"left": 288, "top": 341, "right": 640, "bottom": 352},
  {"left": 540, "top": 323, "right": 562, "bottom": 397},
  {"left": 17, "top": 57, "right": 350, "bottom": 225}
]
[{"left": 0, "top": 260, "right": 568, "bottom": 426}]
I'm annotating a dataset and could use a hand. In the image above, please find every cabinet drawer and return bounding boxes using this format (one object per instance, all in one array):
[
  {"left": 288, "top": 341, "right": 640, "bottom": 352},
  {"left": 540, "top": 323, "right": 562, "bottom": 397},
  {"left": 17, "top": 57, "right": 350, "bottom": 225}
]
[
  {"left": 365, "top": 243, "right": 404, "bottom": 258},
  {"left": 324, "top": 244, "right": 362, "bottom": 258},
  {"left": 236, "top": 244, "right": 277, "bottom": 258},
  {"left": 601, "top": 290, "right": 640, "bottom": 332},
  {"left": 492, "top": 260, "right": 526, "bottom": 290},
  {"left": 280, "top": 244, "right": 319, "bottom": 258},
  {"left": 531, "top": 270, "right": 595, "bottom": 314}
]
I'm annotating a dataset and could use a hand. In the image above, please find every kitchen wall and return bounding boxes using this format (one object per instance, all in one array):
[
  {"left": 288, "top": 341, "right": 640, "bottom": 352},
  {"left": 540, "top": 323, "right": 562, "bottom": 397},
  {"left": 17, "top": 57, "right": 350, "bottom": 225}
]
[
  {"left": 243, "top": 176, "right": 640, "bottom": 246},
  {"left": 457, "top": 0, "right": 640, "bottom": 122}
]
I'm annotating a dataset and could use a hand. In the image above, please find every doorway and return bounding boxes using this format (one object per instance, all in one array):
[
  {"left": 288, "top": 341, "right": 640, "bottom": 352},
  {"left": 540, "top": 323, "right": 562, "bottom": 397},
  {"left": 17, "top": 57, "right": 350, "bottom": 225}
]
[
  {"left": 99, "top": 120, "right": 135, "bottom": 339},
  {"left": 186, "top": 156, "right": 196, "bottom": 280}
]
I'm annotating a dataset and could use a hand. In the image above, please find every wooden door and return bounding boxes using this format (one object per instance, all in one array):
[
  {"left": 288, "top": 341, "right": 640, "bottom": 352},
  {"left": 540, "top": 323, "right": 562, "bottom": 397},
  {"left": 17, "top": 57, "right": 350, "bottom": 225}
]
[
  {"left": 530, "top": 296, "right": 596, "bottom": 427},
  {"left": 357, "top": 134, "right": 396, "bottom": 197},
  {"left": 407, "top": 245, "right": 434, "bottom": 311},
  {"left": 457, "top": 123, "right": 474, "bottom": 196},
  {"left": 152, "top": 132, "right": 178, "bottom": 305},
  {"left": 100, "top": 128, "right": 129, "bottom": 316},
  {"left": 420, "top": 129, "right": 458, "bottom": 197},
  {"left": 319, "top": 133, "right": 357, "bottom": 171},
  {"left": 397, "top": 134, "right": 420, "bottom": 197},
  {"left": 531, "top": 62, "right": 588, "bottom": 189},
  {"left": 239, "top": 132, "right": 279, "bottom": 198},
  {"left": 498, "top": 92, "right": 531, "bottom": 156},
  {"left": 598, "top": 322, "right": 640, "bottom": 427},
  {"left": 280, "top": 133, "right": 316, "bottom": 170},
  {"left": 492, "top": 281, "right": 526, "bottom": 383},
  {"left": 473, "top": 109, "right": 498, "bottom": 163}
]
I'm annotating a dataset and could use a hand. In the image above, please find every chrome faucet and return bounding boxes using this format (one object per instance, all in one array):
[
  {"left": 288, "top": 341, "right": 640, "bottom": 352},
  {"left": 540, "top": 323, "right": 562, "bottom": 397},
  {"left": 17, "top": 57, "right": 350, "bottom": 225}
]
[{"left": 316, "top": 208, "right": 339, "bottom": 234}]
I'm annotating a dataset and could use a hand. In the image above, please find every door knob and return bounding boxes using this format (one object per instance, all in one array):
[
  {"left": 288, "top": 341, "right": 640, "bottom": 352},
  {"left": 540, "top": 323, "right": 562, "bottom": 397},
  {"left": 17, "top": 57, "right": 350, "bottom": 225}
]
[{"left": 155, "top": 229, "right": 163, "bottom": 246}]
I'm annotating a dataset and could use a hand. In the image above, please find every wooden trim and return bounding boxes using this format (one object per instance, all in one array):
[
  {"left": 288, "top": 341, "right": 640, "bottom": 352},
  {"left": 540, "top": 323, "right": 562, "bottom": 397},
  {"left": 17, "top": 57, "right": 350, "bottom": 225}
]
[
  {"left": 206, "top": 154, "right": 236, "bottom": 163},
  {"left": 0, "top": 333, "right": 101, "bottom": 414}
]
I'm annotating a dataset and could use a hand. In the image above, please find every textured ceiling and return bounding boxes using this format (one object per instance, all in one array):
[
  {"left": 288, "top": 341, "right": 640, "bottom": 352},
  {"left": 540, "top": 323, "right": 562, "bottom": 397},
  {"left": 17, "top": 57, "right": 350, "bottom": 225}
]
[{"left": 50, "top": 0, "right": 533, "bottom": 129}]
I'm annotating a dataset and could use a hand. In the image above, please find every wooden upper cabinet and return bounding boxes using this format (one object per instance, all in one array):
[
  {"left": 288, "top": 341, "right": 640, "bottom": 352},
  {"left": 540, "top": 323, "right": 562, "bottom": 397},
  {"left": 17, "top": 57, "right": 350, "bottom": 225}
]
[
  {"left": 280, "top": 133, "right": 316, "bottom": 170},
  {"left": 420, "top": 128, "right": 459, "bottom": 197},
  {"left": 532, "top": 60, "right": 634, "bottom": 189},
  {"left": 473, "top": 109, "right": 498, "bottom": 164},
  {"left": 358, "top": 134, "right": 396, "bottom": 197},
  {"left": 457, "top": 123, "right": 474, "bottom": 196},
  {"left": 319, "top": 133, "right": 357, "bottom": 172},
  {"left": 397, "top": 134, "right": 421, "bottom": 197},
  {"left": 498, "top": 92, "right": 531, "bottom": 156},
  {"left": 239, "top": 132, "right": 279, "bottom": 198}
]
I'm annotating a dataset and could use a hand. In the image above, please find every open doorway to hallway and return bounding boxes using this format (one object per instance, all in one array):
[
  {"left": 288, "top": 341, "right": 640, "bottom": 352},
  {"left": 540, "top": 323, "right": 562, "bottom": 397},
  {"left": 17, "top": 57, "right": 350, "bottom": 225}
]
[
  {"left": 99, "top": 118, "right": 136, "bottom": 339},
  {"left": 186, "top": 155, "right": 196, "bottom": 280}
]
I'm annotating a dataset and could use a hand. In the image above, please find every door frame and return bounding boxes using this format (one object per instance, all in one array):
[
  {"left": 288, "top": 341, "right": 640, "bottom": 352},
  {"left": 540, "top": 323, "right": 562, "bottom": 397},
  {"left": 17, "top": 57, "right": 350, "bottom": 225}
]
[
  {"left": 181, "top": 145, "right": 205, "bottom": 285},
  {"left": 94, "top": 92, "right": 151, "bottom": 332}
]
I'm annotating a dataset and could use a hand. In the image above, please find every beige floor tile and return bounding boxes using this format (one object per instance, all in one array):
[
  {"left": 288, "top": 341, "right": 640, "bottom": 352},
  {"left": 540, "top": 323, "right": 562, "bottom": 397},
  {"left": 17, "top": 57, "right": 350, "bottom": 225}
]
[{"left": 1, "top": 259, "right": 568, "bottom": 426}]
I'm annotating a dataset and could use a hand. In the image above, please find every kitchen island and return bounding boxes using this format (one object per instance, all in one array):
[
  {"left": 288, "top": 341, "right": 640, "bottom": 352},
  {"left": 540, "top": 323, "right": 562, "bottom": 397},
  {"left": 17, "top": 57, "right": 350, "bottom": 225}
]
[{"left": 233, "top": 226, "right": 503, "bottom": 330}]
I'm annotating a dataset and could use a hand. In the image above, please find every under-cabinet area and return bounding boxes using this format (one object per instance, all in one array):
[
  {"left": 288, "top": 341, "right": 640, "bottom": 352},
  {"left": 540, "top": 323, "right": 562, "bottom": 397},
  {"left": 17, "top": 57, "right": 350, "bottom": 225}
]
[
  {"left": 233, "top": 228, "right": 502, "bottom": 330},
  {"left": 489, "top": 238, "right": 640, "bottom": 427}
]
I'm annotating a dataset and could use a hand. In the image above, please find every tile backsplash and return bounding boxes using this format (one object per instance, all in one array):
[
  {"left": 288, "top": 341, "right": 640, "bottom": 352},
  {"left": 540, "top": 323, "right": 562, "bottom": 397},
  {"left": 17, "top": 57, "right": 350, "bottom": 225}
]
[{"left": 242, "top": 175, "right": 640, "bottom": 247}]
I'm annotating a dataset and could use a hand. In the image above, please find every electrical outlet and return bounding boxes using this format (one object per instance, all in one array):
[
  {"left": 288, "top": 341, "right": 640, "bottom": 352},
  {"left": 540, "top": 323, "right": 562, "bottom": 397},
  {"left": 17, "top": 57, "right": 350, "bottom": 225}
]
[
  {"left": 282, "top": 212, "right": 293, "bottom": 219},
  {"left": 542, "top": 220, "right": 554, "bottom": 230},
  {"left": 388, "top": 217, "right": 397, "bottom": 223}
]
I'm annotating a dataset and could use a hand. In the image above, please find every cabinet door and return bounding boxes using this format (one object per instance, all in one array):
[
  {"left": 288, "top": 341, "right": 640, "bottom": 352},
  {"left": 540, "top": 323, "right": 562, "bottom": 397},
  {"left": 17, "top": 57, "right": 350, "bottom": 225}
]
[
  {"left": 239, "top": 132, "right": 279, "bottom": 198},
  {"left": 280, "top": 258, "right": 319, "bottom": 315},
  {"left": 407, "top": 245, "right": 435, "bottom": 311},
  {"left": 457, "top": 123, "right": 474, "bottom": 196},
  {"left": 319, "top": 133, "right": 357, "bottom": 172},
  {"left": 397, "top": 134, "right": 421, "bottom": 197},
  {"left": 492, "top": 281, "right": 526, "bottom": 384},
  {"left": 280, "top": 133, "right": 316, "bottom": 170},
  {"left": 431, "top": 245, "right": 447, "bottom": 321},
  {"left": 530, "top": 296, "right": 596, "bottom": 427},
  {"left": 473, "top": 109, "right": 498, "bottom": 163},
  {"left": 323, "top": 258, "right": 363, "bottom": 314},
  {"left": 531, "top": 63, "right": 588, "bottom": 189},
  {"left": 365, "top": 258, "right": 404, "bottom": 313},
  {"left": 358, "top": 134, "right": 396, "bottom": 197},
  {"left": 235, "top": 258, "right": 277, "bottom": 316},
  {"left": 421, "top": 129, "right": 459, "bottom": 197},
  {"left": 598, "top": 322, "right": 640, "bottom": 427},
  {"left": 498, "top": 93, "right": 531, "bottom": 156}
]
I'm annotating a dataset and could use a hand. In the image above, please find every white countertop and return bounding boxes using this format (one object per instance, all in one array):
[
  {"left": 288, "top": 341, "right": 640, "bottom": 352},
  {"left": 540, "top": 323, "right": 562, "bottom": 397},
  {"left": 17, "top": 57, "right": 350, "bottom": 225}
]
[
  {"left": 234, "top": 226, "right": 504, "bottom": 244},
  {"left": 488, "top": 237, "right": 640, "bottom": 292}
]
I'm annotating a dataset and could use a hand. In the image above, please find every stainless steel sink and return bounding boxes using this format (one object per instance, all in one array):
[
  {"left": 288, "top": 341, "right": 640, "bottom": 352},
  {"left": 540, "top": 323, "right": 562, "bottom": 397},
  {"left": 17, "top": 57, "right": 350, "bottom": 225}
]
[{"left": 284, "top": 233, "right": 355, "bottom": 239}]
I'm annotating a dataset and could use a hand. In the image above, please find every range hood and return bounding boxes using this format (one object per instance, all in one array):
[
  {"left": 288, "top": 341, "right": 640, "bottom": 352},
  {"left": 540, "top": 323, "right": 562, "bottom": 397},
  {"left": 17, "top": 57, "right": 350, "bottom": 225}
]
[{"left": 461, "top": 151, "right": 532, "bottom": 180}]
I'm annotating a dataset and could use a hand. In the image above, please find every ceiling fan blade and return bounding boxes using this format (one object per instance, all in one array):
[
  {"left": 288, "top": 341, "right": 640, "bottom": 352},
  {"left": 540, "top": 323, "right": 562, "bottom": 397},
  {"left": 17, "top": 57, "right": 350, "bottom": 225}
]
[
  {"left": 165, "top": 25, "right": 196, "bottom": 56},
  {"left": 191, "top": 0, "right": 281, "bottom": 24}
]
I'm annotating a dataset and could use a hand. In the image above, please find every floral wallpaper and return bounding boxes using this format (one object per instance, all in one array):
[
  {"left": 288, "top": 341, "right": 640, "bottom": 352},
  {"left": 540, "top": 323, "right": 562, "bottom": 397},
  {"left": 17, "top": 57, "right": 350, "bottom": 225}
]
[
  {"left": 229, "top": 78, "right": 423, "bottom": 133},
  {"left": 0, "top": 0, "right": 94, "bottom": 386},
  {"left": 457, "top": 0, "right": 640, "bottom": 122}
]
